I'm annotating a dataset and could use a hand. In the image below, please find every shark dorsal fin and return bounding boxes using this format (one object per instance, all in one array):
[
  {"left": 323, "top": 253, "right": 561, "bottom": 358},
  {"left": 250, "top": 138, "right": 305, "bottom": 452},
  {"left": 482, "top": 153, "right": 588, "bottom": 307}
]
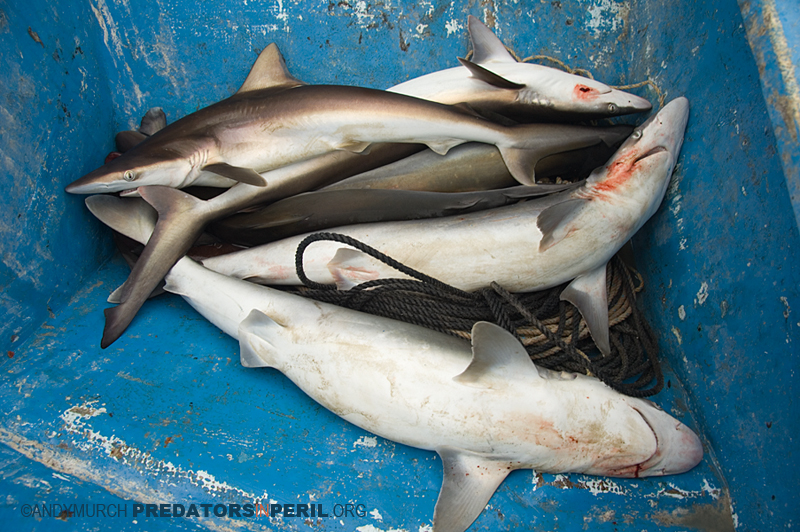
[
  {"left": 454, "top": 321, "right": 539, "bottom": 387},
  {"left": 467, "top": 15, "right": 516, "bottom": 64},
  {"left": 433, "top": 446, "right": 515, "bottom": 532},
  {"left": 458, "top": 58, "right": 524, "bottom": 90},
  {"left": 236, "top": 43, "right": 305, "bottom": 94}
]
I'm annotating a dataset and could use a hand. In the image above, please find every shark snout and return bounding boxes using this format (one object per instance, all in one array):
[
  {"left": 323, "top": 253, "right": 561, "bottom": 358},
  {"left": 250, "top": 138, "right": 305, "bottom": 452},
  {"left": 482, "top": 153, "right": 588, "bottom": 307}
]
[{"left": 632, "top": 405, "right": 704, "bottom": 477}]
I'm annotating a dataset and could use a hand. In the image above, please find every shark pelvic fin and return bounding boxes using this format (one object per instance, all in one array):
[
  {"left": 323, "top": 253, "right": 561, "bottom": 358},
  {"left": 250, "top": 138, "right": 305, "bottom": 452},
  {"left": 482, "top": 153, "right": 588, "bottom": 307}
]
[
  {"left": 238, "top": 309, "right": 285, "bottom": 368},
  {"left": 455, "top": 321, "right": 539, "bottom": 388},
  {"left": 467, "top": 15, "right": 516, "bottom": 64},
  {"left": 537, "top": 198, "right": 589, "bottom": 252},
  {"left": 560, "top": 264, "right": 610, "bottom": 355},
  {"left": 237, "top": 43, "right": 305, "bottom": 94},
  {"left": 433, "top": 446, "right": 514, "bottom": 532},
  {"left": 457, "top": 58, "right": 524, "bottom": 90},
  {"left": 327, "top": 248, "right": 384, "bottom": 290},
  {"left": 202, "top": 163, "right": 268, "bottom": 187}
]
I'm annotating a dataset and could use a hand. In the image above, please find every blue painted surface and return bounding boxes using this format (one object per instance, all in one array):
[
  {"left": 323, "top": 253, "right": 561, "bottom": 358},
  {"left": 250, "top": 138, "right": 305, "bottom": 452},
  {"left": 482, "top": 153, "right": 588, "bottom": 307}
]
[{"left": 0, "top": 0, "right": 798, "bottom": 530}]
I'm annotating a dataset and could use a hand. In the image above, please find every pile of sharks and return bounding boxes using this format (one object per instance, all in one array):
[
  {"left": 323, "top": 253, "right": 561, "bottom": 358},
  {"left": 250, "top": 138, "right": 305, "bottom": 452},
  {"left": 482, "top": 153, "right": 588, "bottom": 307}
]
[{"left": 67, "top": 16, "right": 702, "bottom": 532}]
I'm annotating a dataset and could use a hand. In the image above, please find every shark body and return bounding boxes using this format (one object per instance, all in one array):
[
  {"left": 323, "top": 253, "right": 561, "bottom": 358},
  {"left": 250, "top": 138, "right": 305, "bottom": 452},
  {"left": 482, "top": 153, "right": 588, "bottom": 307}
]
[{"left": 86, "top": 193, "right": 703, "bottom": 532}]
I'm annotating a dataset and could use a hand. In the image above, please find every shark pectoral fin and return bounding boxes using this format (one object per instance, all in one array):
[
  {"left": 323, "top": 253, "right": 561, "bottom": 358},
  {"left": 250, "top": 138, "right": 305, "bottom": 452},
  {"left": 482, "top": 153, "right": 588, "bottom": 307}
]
[
  {"left": 238, "top": 309, "right": 285, "bottom": 369},
  {"left": 536, "top": 198, "right": 589, "bottom": 252},
  {"left": 236, "top": 43, "right": 305, "bottom": 93},
  {"left": 202, "top": 163, "right": 268, "bottom": 187},
  {"left": 434, "top": 446, "right": 513, "bottom": 532},
  {"left": 457, "top": 57, "right": 524, "bottom": 90},
  {"left": 467, "top": 15, "right": 517, "bottom": 64},
  {"left": 327, "top": 248, "right": 383, "bottom": 290},
  {"left": 560, "top": 264, "right": 610, "bottom": 355},
  {"left": 454, "top": 321, "right": 539, "bottom": 388}
]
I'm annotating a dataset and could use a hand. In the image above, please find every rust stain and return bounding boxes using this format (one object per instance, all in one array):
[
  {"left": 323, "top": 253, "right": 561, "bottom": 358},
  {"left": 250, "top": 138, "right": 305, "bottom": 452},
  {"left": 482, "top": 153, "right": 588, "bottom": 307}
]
[
  {"left": 6, "top": 351, "right": 13, "bottom": 358},
  {"left": 650, "top": 494, "right": 736, "bottom": 532},
  {"left": 163, "top": 436, "right": 174, "bottom": 448},
  {"left": 57, "top": 509, "right": 74, "bottom": 521}
]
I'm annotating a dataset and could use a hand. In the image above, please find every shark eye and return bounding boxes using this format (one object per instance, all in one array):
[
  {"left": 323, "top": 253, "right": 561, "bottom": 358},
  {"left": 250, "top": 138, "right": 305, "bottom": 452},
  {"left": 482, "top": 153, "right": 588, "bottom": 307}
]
[
  {"left": 607, "top": 103, "right": 618, "bottom": 114},
  {"left": 631, "top": 130, "right": 643, "bottom": 140},
  {"left": 123, "top": 170, "right": 136, "bottom": 182}
]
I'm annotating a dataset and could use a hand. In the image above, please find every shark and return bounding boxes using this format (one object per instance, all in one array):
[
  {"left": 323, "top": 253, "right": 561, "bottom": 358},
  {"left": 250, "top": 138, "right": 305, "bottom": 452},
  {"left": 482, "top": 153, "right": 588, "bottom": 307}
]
[
  {"left": 72, "top": 24, "right": 644, "bottom": 349},
  {"left": 209, "top": 183, "right": 578, "bottom": 246},
  {"left": 85, "top": 192, "right": 703, "bottom": 532},
  {"left": 201, "top": 97, "right": 690, "bottom": 355},
  {"left": 389, "top": 16, "right": 652, "bottom": 121}
]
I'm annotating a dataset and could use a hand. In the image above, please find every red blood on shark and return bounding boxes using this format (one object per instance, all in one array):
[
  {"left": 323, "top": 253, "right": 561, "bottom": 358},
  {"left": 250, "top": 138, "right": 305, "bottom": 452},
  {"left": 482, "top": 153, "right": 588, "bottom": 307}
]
[{"left": 574, "top": 84, "right": 599, "bottom": 100}]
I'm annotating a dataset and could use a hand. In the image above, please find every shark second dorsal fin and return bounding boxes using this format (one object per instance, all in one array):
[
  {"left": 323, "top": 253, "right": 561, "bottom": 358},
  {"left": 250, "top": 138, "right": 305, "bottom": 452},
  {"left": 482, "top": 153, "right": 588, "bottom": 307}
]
[
  {"left": 454, "top": 322, "right": 539, "bottom": 388},
  {"left": 467, "top": 15, "right": 516, "bottom": 64},
  {"left": 238, "top": 309, "right": 285, "bottom": 369},
  {"left": 236, "top": 43, "right": 305, "bottom": 94},
  {"left": 433, "top": 446, "right": 515, "bottom": 532},
  {"left": 559, "top": 264, "right": 610, "bottom": 355},
  {"left": 457, "top": 58, "right": 524, "bottom": 90}
]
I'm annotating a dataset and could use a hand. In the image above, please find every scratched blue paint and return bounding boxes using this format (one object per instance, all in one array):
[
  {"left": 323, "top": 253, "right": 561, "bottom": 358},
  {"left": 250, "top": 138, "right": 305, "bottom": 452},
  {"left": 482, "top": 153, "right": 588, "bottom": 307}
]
[{"left": 0, "top": 0, "right": 797, "bottom": 530}]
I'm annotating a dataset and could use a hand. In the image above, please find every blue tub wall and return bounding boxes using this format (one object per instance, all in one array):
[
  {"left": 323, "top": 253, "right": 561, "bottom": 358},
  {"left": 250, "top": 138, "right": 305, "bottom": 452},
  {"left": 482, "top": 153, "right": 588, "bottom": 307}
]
[
  {"left": 1, "top": 0, "right": 799, "bottom": 530},
  {"left": 0, "top": 1, "right": 115, "bottom": 355},
  {"left": 626, "top": 0, "right": 799, "bottom": 527}
]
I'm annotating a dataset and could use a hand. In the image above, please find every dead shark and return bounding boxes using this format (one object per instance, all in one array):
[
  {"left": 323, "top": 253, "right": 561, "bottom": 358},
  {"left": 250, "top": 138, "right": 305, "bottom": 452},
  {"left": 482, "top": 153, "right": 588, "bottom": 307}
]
[
  {"left": 201, "top": 97, "right": 690, "bottom": 355},
  {"left": 389, "top": 15, "right": 652, "bottom": 121},
  {"left": 79, "top": 38, "right": 634, "bottom": 348},
  {"left": 85, "top": 193, "right": 703, "bottom": 532}
]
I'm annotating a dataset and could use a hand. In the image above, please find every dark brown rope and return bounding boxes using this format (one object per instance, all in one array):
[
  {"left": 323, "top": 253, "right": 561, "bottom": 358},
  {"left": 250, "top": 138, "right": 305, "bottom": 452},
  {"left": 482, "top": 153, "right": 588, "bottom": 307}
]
[{"left": 290, "top": 232, "right": 662, "bottom": 397}]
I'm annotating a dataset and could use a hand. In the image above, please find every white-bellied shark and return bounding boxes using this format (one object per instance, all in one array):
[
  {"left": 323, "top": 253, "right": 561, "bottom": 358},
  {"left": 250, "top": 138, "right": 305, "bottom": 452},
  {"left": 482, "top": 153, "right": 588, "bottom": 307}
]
[
  {"left": 85, "top": 193, "right": 703, "bottom": 532},
  {"left": 389, "top": 16, "right": 652, "bottom": 121},
  {"left": 201, "top": 97, "right": 690, "bottom": 355}
]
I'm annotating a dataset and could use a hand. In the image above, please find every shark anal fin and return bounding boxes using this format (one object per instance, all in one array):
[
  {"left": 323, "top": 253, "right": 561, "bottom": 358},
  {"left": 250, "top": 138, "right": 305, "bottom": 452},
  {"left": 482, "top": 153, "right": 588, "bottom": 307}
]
[
  {"left": 454, "top": 321, "right": 539, "bottom": 388},
  {"left": 238, "top": 309, "right": 285, "bottom": 369},
  {"left": 337, "top": 140, "right": 372, "bottom": 154},
  {"left": 457, "top": 57, "right": 524, "bottom": 90},
  {"left": 560, "top": 264, "right": 610, "bottom": 355},
  {"left": 202, "top": 163, "right": 268, "bottom": 187},
  {"left": 536, "top": 198, "right": 589, "bottom": 252},
  {"left": 237, "top": 43, "right": 305, "bottom": 93},
  {"left": 467, "top": 15, "right": 516, "bottom": 64},
  {"left": 434, "top": 446, "right": 514, "bottom": 532},
  {"left": 426, "top": 138, "right": 467, "bottom": 156}
]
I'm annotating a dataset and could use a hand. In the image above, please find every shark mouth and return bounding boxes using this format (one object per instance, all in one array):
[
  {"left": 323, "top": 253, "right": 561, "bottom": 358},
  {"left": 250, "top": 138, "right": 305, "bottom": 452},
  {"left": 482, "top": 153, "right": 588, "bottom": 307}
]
[{"left": 634, "top": 145, "right": 668, "bottom": 164}]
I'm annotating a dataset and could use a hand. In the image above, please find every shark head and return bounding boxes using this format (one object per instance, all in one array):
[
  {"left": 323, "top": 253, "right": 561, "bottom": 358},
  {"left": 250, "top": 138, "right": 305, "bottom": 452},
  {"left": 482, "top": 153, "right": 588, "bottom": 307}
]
[
  {"left": 585, "top": 97, "right": 689, "bottom": 214},
  {"left": 541, "top": 74, "right": 653, "bottom": 118},
  {"left": 66, "top": 139, "right": 206, "bottom": 194},
  {"left": 583, "top": 394, "right": 704, "bottom": 478}
]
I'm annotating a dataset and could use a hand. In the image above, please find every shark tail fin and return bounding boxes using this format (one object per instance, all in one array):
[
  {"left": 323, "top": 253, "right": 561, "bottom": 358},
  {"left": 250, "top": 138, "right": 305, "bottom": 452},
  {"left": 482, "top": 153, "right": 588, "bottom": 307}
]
[
  {"left": 499, "top": 124, "right": 629, "bottom": 185},
  {"left": 433, "top": 446, "right": 515, "bottom": 532}
]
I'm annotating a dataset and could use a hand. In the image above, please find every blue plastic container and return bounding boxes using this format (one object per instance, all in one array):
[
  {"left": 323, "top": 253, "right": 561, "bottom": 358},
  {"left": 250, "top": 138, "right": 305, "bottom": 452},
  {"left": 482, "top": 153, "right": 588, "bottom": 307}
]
[{"left": 1, "top": 0, "right": 798, "bottom": 530}]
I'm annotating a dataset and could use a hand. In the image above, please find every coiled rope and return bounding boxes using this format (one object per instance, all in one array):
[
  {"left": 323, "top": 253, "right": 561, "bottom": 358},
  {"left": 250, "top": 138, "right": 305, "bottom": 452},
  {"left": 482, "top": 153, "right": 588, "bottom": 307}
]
[{"left": 290, "top": 232, "right": 663, "bottom": 397}]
